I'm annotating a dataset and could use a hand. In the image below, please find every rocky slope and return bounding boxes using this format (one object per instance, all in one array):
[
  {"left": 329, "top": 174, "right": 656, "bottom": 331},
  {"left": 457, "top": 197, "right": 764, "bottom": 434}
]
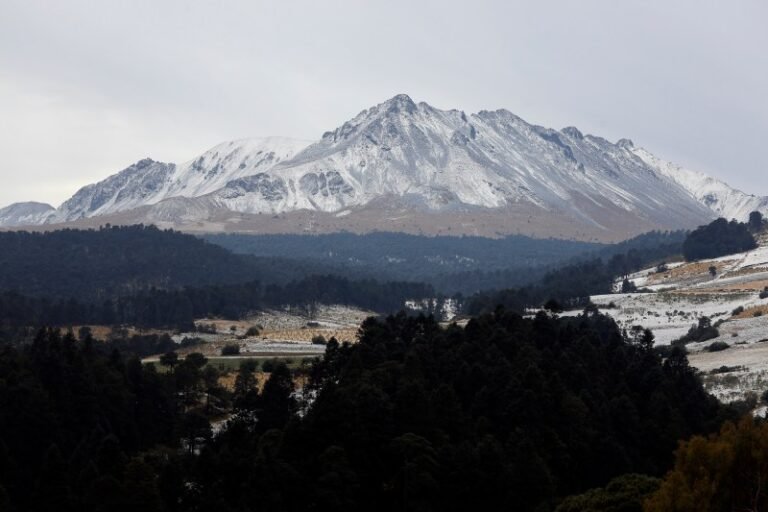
[
  {"left": 3, "top": 94, "right": 766, "bottom": 240},
  {"left": 0, "top": 202, "right": 55, "bottom": 227}
]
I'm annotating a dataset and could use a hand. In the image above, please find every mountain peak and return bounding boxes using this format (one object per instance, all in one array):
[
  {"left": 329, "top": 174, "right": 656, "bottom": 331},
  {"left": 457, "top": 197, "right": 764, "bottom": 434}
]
[
  {"left": 7, "top": 94, "right": 767, "bottom": 240},
  {"left": 134, "top": 158, "right": 159, "bottom": 168},
  {"left": 381, "top": 93, "right": 418, "bottom": 114},
  {"left": 561, "top": 126, "right": 584, "bottom": 140}
]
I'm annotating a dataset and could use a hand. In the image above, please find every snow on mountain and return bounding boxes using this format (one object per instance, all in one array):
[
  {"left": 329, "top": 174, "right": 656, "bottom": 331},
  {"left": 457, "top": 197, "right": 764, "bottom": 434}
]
[
  {"left": 207, "top": 94, "right": 713, "bottom": 229},
  {"left": 48, "top": 138, "right": 311, "bottom": 223},
  {"left": 0, "top": 202, "right": 55, "bottom": 227},
  {"left": 49, "top": 158, "right": 175, "bottom": 222},
  {"left": 164, "top": 137, "right": 312, "bottom": 199},
  {"left": 4, "top": 94, "right": 766, "bottom": 238},
  {"left": 631, "top": 147, "right": 768, "bottom": 221}
]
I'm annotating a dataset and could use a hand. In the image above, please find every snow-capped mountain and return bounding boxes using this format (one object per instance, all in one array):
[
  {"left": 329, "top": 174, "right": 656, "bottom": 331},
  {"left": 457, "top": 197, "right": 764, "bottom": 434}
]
[
  {"left": 3, "top": 94, "right": 766, "bottom": 240},
  {"left": 631, "top": 147, "right": 768, "bottom": 221},
  {"left": 0, "top": 202, "right": 55, "bottom": 227},
  {"left": 206, "top": 94, "right": 714, "bottom": 226},
  {"left": 49, "top": 137, "right": 310, "bottom": 223}
]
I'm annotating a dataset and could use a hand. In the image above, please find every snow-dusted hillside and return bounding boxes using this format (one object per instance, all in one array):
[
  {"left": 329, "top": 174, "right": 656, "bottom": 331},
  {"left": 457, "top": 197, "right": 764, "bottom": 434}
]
[
  {"left": 3, "top": 94, "right": 767, "bottom": 237},
  {"left": 0, "top": 202, "right": 55, "bottom": 227},
  {"left": 576, "top": 238, "right": 768, "bottom": 402},
  {"left": 632, "top": 147, "right": 768, "bottom": 221},
  {"left": 48, "top": 138, "right": 310, "bottom": 223}
]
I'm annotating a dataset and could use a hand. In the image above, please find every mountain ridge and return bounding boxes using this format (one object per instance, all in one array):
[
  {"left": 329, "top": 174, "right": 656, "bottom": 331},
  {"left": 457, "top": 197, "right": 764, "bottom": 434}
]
[{"left": 3, "top": 94, "right": 766, "bottom": 241}]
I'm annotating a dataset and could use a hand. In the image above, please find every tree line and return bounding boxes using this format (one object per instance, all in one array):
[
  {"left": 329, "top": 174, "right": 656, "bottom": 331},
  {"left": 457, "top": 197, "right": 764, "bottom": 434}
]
[
  {"left": 0, "top": 309, "right": 735, "bottom": 511},
  {"left": 0, "top": 275, "right": 434, "bottom": 337},
  {"left": 465, "top": 233, "right": 684, "bottom": 315}
]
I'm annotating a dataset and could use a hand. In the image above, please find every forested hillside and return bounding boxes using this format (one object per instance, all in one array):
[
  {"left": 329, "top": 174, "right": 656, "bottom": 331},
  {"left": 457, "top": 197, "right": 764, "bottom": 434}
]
[
  {"left": 0, "top": 225, "right": 346, "bottom": 299},
  {"left": 682, "top": 216, "right": 758, "bottom": 261},
  {"left": 0, "top": 276, "right": 434, "bottom": 338},
  {"left": 466, "top": 231, "right": 685, "bottom": 314},
  {"left": 0, "top": 311, "right": 732, "bottom": 511},
  {"left": 205, "top": 231, "right": 684, "bottom": 295}
]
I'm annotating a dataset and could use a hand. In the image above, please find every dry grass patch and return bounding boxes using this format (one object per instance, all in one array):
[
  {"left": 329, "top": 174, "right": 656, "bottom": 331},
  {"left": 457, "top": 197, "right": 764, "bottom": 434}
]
[
  {"left": 647, "top": 260, "right": 735, "bottom": 284},
  {"left": 732, "top": 305, "right": 768, "bottom": 320},
  {"left": 718, "top": 279, "right": 768, "bottom": 292},
  {"left": 724, "top": 267, "right": 768, "bottom": 278}
]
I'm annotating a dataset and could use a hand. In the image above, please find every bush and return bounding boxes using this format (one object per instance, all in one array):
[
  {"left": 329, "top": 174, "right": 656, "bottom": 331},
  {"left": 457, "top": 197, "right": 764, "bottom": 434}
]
[
  {"left": 732, "top": 306, "right": 744, "bottom": 316},
  {"left": 245, "top": 326, "right": 261, "bottom": 337},
  {"left": 707, "top": 341, "right": 729, "bottom": 352},
  {"left": 754, "top": 311, "right": 764, "bottom": 318},
  {"left": 179, "top": 337, "right": 206, "bottom": 348},
  {"left": 556, "top": 474, "right": 661, "bottom": 512},
  {"left": 621, "top": 279, "right": 637, "bottom": 293},
  {"left": 221, "top": 344, "right": 240, "bottom": 356},
  {"left": 759, "top": 288, "right": 768, "bottom": 300},
  {"left": 672, "top": 316, "right": 719, "bottom": 346},
  {"left": 311, "top": 335, "right": 327, "bottom": 345}
]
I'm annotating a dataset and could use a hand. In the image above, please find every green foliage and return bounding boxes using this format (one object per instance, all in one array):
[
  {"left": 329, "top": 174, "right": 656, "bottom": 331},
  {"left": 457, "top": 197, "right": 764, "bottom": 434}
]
[
  {"left": 204, "top": 231, "right": 604, "bottom": 295},
  {"left": 0, "top": 225, "right": 264, "bottom": 299},
  {"left": 184, "top": 311, "right": 729, "bottom": 510},
  {"left": 621, "top": 278, "right": 637, "bottom": 293},
  {"left": 556, "top": 474, "right": 660, "bottom": 512},
  {"left": 0, "top": 312, "right": 734, "bottom": 511},
  {"left": 672, "top": 316, "right": 719, "bottom": 346},
  {"left": 682, "top": 218, "right": 757, "bottom": 261},
  {"left": 0, "top": 273, "right": 434, "bottom": 335},
  {"left": 467, "top": 233, "right": 684, "bottom": 315},
  {"left": 220, "top": 344, "right": 240, "bottom": 356},
  {"left": 0, "top": 329, "right": 181, "bottom": 511},
  {"left": 706, "top": 341, "right": 729, "bottom": 352}
]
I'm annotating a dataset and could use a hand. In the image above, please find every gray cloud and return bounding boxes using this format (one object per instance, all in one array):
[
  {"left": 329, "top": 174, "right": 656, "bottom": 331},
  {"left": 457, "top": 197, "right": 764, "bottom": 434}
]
[{"left": 1, "top": 0, "right": 766, "bottom": 207}]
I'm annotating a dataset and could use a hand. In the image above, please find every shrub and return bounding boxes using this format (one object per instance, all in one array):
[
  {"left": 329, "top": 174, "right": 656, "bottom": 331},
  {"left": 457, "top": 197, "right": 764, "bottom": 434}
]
[
  {"left": 311, "top": 335, "right": 327, "bottom": 345},
  {"left": 221, "top": 344, "right": 240, "bottom": 356},
  {"left": 755, "top": 311, "right": 764, "bottom": 318},
  {"left": 672, "top": 316, "right": 719, "bottom": 345},
  {"left": 179, "top": 337, "right": 206, "bottom": 348},
  {"left": 732, "top": 306, "right": 745, "bottom": 316},
  {"left": 707, "top": 341, "right": 729, "bottom": 352},
  {"left": 556, "top": 474, "right": 661, "bottom": 512},
  {"left": 621, "top": 279, "right": 637, "bottom": 293},
  {"left": 245, "top": 326, "right": 260, "bottom": 337}
]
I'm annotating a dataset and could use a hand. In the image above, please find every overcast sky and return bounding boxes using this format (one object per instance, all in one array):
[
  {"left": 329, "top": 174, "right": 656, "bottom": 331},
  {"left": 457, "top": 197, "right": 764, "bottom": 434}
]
[{"left": 1, "top": 0, "right": 766, "bottom": 208}]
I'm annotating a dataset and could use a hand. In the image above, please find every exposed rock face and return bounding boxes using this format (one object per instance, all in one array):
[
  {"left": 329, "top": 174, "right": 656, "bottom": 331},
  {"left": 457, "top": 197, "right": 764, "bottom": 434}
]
[{"left": 4, "top": 94, "right": 767, "bottom": 240}]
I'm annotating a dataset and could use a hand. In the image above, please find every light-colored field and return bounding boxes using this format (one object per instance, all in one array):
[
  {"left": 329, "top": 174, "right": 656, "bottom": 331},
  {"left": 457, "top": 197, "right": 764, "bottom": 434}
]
[
  {"left": 580, "top": 238, "right": 768, "bottom": 403},
  {"left": 163, "top": 304, "right": 373, "bottom": 360}
]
